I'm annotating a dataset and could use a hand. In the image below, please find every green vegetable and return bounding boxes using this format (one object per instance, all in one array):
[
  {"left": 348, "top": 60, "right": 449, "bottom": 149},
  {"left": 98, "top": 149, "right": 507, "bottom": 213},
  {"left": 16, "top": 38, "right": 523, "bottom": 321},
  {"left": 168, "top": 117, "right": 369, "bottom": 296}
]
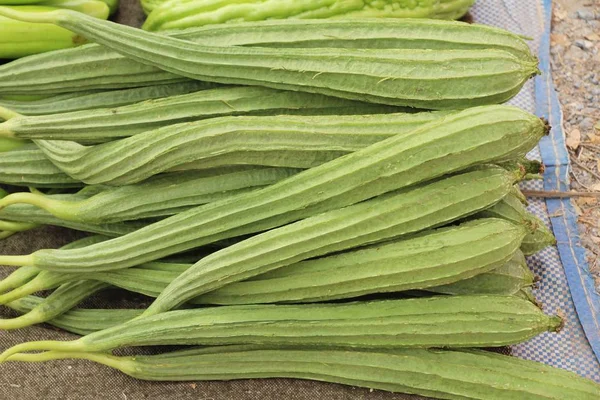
[
  {"left": 0, "top": 18, "right": 535, "bottom": 95},
  {"left": 0, "top": 4, "right": 108, "bottom": 59},
  {"left": 0, "top": 218, "right": 526, "bottom": 306},
  {"left": 5, "top": 250, "right": 534, "bottom": 332},
  {"left": 0, "top": 105, "right": 545, "bottom": 273},
  {"left": 0, "top": 81, "right": 216, "bottom": 116},
  {"left": 477, "top": 189, "right": 556, "bottom": 255},
  {"left": 32, "top": 111, "right": 446, "bottom": 185},
  {"left": 0, "top": 9, "right": 538, "bottom": 109},
  {"left": 143, "top": 0, "right": 476, "bottom": 31},
  {"left": 141, "top": 166, "right": 524, "bottom": 317},
  {"left": 197, "top": 219, "right": 527, "bottom": 305},
  {"left": 0, "top": 87, "right": 401, "bottom": 141},
  {"left": 0, "top": 144, "right": 82, "bottom": 188},
  {"left": 0, "top": 167, "right": 301, "bottom": 224},
  {"left": 8, "top": 346, "right": 598, "bottom": 399},
  {"left": 428, "top": 250, "right": 535, "bottom": 297},
  {"left": 0, "top": 295, "right": 562, "bottom": 358}
]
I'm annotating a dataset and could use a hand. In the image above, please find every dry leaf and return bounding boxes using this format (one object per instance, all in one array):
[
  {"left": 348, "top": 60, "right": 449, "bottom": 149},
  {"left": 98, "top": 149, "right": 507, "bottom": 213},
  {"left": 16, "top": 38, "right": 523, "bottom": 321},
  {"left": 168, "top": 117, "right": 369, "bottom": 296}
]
[
  {"left": 567, "top": 128, "right": 581, "bottom": 150},
  {"left": 577, "top": 197, "right": 598, "bottom": 205},
  {"left": 572, "top": 201, "right": 583, "bottom": 215},
  {"left": 591, "top": 182, "right": 600, "bottom": 192},
  {"left": 595, "top": 121, "right": 600, "bottom": 131},
  {"left": 553, "top": 8, "right": 568, "bottom": 21}
]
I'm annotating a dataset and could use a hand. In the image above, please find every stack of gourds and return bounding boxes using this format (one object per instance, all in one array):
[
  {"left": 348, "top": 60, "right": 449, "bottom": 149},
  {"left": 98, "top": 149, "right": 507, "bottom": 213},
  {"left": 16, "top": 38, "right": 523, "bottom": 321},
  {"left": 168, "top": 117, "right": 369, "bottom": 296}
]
[{"left": 0, "top": 5, "right": 598, "bottom": 400}]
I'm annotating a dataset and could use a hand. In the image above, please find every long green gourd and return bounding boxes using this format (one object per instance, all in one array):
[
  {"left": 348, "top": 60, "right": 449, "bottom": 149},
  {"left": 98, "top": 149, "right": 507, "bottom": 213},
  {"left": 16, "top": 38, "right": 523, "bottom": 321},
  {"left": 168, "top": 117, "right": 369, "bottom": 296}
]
[
  {"left": 3, "top": 251, "right": 533, "bottom": 334},
  {"left": 0, "top": 168, "right": 522, "bottom": 280},
  {"left": 0, "top": 219, "right": 526, "bottom": 306},
  {"left": 8, "top": 346, "right": 598, "bottom": 399},
  {"left": 196, "top": 232, "right": 528, "bottom": 305},
  {"left": 32, "top": 112, "right": 447, "bottom": 185},
  {"left": 0, "top": 87, "right": 402, "bottom": 141},
  {"left": 0, "top": 9, "right": 538, "bottom": 109},
  {"left": 0, "top": 167, "right": 302, "bottom": 224},
  {"left": 0, "top": 81, "right": 216, "bottom": 116},
  {"left": 143, "top": 0, "right": 476, "bottom": 31},
  {"left": 0, "top": 106, "right": 546, "bottom": 273},
  {"left": 477, "top": 189, "right": 556, "bottom": 255},
  {"left": 0, "top": 296, "right": 562, "bottom": 359},
  {"left": 0, "top": 144, "right": 82, "bottom": 188},
  {"left": 0, "top": 18, "right": 535, "bottom": 95},
  {"left": 139, "top": 167, "right": 526, "bottom": 317},
  {"left": 428, "top": 250, "right": 535, "bottom": 297}
]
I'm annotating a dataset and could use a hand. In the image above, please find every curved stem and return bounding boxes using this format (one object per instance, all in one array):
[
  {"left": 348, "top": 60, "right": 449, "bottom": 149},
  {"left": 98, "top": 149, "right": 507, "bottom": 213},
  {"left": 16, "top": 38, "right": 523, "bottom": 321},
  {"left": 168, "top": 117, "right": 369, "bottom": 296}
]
[
  {"left": 0, "top": 231, "right": 16, "bottom": 240},
  {"left": 0, "top": 267, "right": 39, "bottom": 294},
  {"left": 0, "top": 275, "right": 57, "bottom": 305},
  {"left": 0, "top": 310, "right": 42, "bottom": 330},
  {"left": 0, "top": 106, "right": 22, "bottom": 121},
  {"left": 0, "top": 254, "right": 35, "bottom": 267},
  {"left": 5, "top": 351, "right": 130, "bottom": 373},
  {"left": 0, "top": 192, "right": 73, "bottom": 221},
  {"left": 0, "top": 339, "right": 83, "bottom": 363},
  {"left": 0, "top": 220, "right": 39, "bottom": 232}
]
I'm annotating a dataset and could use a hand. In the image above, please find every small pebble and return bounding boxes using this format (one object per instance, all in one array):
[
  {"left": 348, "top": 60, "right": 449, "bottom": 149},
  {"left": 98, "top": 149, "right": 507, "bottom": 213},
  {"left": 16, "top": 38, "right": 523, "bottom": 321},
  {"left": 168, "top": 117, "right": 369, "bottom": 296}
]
[
  {"left": 576, "top": 9, "right": 597, "bottom": 21},
  {"left": 580, "top": 117, "right": 595, "bottom": 131},
  {"left": 575, "top": 39, "right": 594, "bottom": 50}
]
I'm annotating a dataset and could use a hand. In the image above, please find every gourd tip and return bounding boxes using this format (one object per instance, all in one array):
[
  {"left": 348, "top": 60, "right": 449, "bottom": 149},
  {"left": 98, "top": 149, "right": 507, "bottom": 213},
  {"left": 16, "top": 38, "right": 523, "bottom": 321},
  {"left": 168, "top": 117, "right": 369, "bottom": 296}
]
[
  {"left": 551, "top": 314, "right": 565, "bottom": 333},
  {"left": 541, "top": 118, "right": 551, "bottom": 135}
]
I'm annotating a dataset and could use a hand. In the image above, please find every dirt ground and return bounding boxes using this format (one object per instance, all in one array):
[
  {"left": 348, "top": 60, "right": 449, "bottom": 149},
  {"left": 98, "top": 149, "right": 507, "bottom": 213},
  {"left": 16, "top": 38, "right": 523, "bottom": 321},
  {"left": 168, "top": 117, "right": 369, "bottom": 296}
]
[{"left": 551, "top": 0, "right": 600, "bottom": 288}]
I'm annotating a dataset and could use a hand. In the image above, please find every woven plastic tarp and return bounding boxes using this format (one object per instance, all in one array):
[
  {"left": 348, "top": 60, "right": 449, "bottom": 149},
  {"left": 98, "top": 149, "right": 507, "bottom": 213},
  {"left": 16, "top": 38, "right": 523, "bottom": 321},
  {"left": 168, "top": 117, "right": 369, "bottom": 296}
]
[{"left": 1, "top": 0, "right": 599, "bottom": 399}]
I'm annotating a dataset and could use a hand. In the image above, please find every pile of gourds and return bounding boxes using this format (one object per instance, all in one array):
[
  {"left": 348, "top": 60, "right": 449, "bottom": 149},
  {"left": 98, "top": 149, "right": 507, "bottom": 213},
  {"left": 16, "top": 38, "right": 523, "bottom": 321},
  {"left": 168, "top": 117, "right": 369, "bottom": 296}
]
[{"left": 0, "top": 4, "right": 598, "bottom": 399}]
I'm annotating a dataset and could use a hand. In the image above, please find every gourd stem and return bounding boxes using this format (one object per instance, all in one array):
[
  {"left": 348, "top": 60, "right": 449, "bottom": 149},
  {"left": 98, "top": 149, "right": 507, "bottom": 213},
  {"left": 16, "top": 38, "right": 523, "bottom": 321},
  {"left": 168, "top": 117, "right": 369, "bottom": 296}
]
[
  {"left": 0, "top": 231, "right": 17, "bottom": 239},
  {"left": 0, "top": 220, "right": 39, "bottom": 232},
  {"left": 0, "top": 267, "right": 39, "bottom": 294},
  {"left": 0, "top": 310, "right": 41, "bottom": 330},
  {"left": 5, "top": 351, "right": 129, "bottom": 373},
  {"left": 0, "top": 106, "right": 21, "bottom": 121},
  {"left": 0, "top": 277, "right": 49, "bottom": 305},
  {"left": 0, "top": 340, "right": 81, "bottom": 363},
  {"left": 0, "top": 254, "right": 35, "bottom": 267},
  {"left": 0, "top": 192, "right": 73, "bottom": 221}
]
